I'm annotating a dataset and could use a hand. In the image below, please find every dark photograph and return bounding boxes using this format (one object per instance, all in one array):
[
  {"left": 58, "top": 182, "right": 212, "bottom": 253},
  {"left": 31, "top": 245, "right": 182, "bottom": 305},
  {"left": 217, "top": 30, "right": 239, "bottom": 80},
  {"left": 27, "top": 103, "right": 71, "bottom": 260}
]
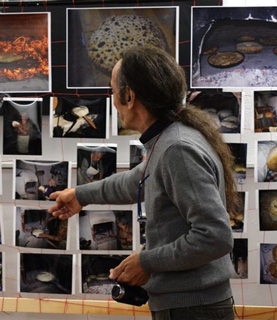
[
  {"left": 15, "top": 207, "right": 68, "bottom": 250},
  {"left": 130, "top": 141, "right": 146, "bottom": 169},
  {"left": 259, "top": 190, "right": 277, "bottom": 231},
  {"left": 77, "top": 144, "right": 116, "bottom": 186},
  {"left": 3, "top": 98, "right": 42, "bottom": 156},
  {"left": 15, "top": 160, "right": 69, "bottom": 201},
  {"left": 50, "top": 96, "right": 109, "bottom": 138},
  {"left": 228, "top": 192, "right": 246, "bottom": 233},
  {"left": 79, "top": 210, "right": 133, "bottom": 251},
  {"left": 231, "top": 238, "right": 248, "bottom": 279},
  {"left": 192, "top": 7, "right": 277, "bottom": 87},
  {"left": 227, "top": 143, "right": 247, "bottom": 184},
  {"left": 81, "top": 254, "right": 127, "bottom": 294},
  {"left": 20, "top": 253, "right": 73, "bottom": 294}
]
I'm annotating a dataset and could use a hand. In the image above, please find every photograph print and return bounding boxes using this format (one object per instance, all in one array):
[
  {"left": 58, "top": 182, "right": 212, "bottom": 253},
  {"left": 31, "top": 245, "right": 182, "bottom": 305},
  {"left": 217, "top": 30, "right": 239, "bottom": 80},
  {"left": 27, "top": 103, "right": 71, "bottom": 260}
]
[
  {"left": 227, "top": 143, "right": 247, "bottom": 184},
  {"left": 130, "top": 140, "right": 147, "bottom": 169},
  {"left": 3, "top": 98, "right": 42, "bottom": 156},
  {"left": 20, "top": 253, "right": 73, "bottom": 294},
  {"left": 260, "top": 243, "right": 277, "bottom": 284},
  {"left": 0, "top": 13, "right": 51, "bottom": 92},
  {"left": 259, "top": 190, "right": 277, "bottom": 231},
  {"left": 187, "top": 90, "right": 242, "bottom": 133},
  {"left": 257, "top": 140, "right": 277, "bottom": 182},
  {"left": 77, "top": 143, "right": 116, "bottom": 186},
  {"left": 15, "top": 207, "right": 68, "bottom": 250},
  {"left": 14, "top": 160, "right": 69, "bottom": 201},
  {"left": 50, "top": 96, "right": 109, "bottom": 139},
  {"left": 67, "top": 6, "right": 179, "bottom": 88},
  {"left": 228, "top": 192, "right": 246, "bottom": 233},
  {"left": 192, "top": 7, "right": 277, "bottom": 88},
  {"left": 79, "top": 210, "right": 133, "bottom": 251},
  {"left": 81, "top": 254, "right": 127, "bottom": 294},
  {"left": 230, "top": 238, "right": 248, "bottom": 279}
]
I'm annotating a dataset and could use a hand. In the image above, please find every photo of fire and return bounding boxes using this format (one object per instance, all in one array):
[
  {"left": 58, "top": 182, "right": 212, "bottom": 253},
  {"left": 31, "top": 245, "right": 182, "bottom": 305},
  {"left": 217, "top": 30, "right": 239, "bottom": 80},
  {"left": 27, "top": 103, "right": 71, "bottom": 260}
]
[{"left": 0, "top": 13, "right": 50, "bottom": 92}]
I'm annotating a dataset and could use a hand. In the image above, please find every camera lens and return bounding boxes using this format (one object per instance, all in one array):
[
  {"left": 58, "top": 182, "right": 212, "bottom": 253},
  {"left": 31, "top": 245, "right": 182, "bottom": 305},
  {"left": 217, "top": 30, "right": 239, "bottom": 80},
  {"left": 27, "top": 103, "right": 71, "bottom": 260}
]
[{"left": 112, "top": 283, "right": 125, "bottom": 300}]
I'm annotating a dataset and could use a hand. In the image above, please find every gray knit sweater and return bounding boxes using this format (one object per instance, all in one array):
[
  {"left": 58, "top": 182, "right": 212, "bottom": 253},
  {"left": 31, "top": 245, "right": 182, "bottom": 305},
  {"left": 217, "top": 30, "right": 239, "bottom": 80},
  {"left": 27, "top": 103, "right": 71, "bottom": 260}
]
[{"left": 76, "top": 121, "right": 234, "bottom": 311}]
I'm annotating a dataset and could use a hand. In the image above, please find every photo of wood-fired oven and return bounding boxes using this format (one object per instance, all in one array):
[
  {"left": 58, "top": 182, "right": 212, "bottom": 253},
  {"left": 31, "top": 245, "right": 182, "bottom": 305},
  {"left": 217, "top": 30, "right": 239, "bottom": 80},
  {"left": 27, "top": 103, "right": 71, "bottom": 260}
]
[
  {"left": 228, "top": 192, "right": 246, "bottom": 233},
  {"left": 79, "top": 210, "right": 133, "bottom": 251},
  {"left": 67, "top": 6, "right": 178, "bottom": 88},
  {"left": 20, "top": 253, "right": 73, "bottom": 294},
  {"left": 3, "top": 98, "right": 42, "bottom": 156},
  {"left": 231, "top": 238, "right": 248, "bottom": 279},
  {"left": 260, "top": 243, "right": 277, "bottom": 284},
  {"left": 254, "top": 91, "right": 277, "bottom": 133},
  {"left": 0, "top": 13, "right": 50, "bottom": 92},
  {"left": 227, "top": 143, "right": 247, "bottom": 185},
  {"left": 14, "top": 160, "right": 69, "bottom": 201},
  {"left": 192, "top": 7, "right": 277, "bottom": 87},
  {"left": 187, "top": 90, "right": 242, "bottom": 134},
  {"left": 130, "top": 141, "right": 147, "bottom": 170},
  {"left": 50, "top": 96, "right": 109, "bottom": 138},
  {"left": 81, "top": 254, "right": 127, "bottom": 294},
  {"left": 257, "top": 141, "right": 277, "bottom": 182},
  {"left": 15, "top": 207, "right": 68, "bottom": 250},
  {"left": 259, "top": 190, "right": 277, "bottom": 231},
  {"left": 77, "top": 143, "right": 116, "bottom": 186}
]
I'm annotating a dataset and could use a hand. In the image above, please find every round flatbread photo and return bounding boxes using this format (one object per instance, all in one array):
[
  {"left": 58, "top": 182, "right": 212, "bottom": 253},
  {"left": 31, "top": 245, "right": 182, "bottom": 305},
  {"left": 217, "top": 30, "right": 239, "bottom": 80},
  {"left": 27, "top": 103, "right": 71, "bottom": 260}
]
[
  {"left": 87, "top": 15, "right": 168, "bottom": 73},
  {"left": 237, "top": 35, "right": 256, "bottom": 42},
  {"left": 208, "top": 52, "right": 244, "bottom": 68},
  {"left": 237, "top": 42, "right": 263, "bottom": 54},
  {"left": 260, "top": 37, "right": 277, "bottom": 45}
]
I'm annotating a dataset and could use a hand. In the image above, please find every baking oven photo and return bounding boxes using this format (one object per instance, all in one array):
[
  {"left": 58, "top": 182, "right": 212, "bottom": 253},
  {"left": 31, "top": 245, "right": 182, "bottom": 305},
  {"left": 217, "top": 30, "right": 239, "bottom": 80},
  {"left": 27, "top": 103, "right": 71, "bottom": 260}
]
[
  {"left": 192, "top": 7, "right": 277, "bottom": 88},
  {"left": 14, "top": 160, "right": 69, "bottom": 201},
  {"left": 79, "top": 210, "right": 133, "bottom": 251},
  {"left": 0, "top": 13, "right": 50, "bottom": 92},
  {"left": 81, "top": 254, "right": 127, "bottom": 294},
  {"left": 67, "top": 6, "right": 178, "bottom": 88},
  {"left": 15, "top": 207, "right": 68, "bottom": 250},
  {"left": 227, "top": 143, "right": 247, "bottom": 185},
  {"left": 187, "top": 90, "right": 242, "bottom": 133},
  {"left": 257, "top": 141, "right": 277, "bottom": 182},
  {"left": 3, "top": 98, "right": 42, "bottom": 156},
  {"left": 20, "top": 253, "right": 73, "bottom": 294},
  {"left": 231, "top": 239, "right": 248, "bottom": 279},
  {"left": 50, "top": 96, "right": 109, "bottom": 139},
  {"left": 77, "top": 143, "right": 116, "bottom": 186},
  {"left": 254, "top": 91, "right": 277, "bottom": 133},
  {"left": 260, "top": 243, "right": 277, "bottom": 284},
  {"left": 259, "top": 190, "right": 277, "bottom": 231}
]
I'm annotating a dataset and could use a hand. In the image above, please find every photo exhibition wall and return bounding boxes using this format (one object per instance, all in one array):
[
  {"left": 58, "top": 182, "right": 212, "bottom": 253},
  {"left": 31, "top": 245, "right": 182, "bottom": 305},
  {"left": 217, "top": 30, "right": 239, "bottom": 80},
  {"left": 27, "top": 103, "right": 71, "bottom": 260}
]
[{"left": 0, "top": 0, "right": 277, "bottom": 314}]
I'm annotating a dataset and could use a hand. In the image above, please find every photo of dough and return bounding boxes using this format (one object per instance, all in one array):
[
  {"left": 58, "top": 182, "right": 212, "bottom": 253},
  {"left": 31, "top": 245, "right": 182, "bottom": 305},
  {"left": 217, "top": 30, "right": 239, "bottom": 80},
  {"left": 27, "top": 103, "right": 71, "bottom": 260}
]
[
  {"left": 259, "top": 190, "right": 277, "bottom": 231},
  {"left": 67, "top": 7, "right": 178, "bottom": 88},
  {"left": 260, "top": 243, "right": 277, "bottom": 284}
]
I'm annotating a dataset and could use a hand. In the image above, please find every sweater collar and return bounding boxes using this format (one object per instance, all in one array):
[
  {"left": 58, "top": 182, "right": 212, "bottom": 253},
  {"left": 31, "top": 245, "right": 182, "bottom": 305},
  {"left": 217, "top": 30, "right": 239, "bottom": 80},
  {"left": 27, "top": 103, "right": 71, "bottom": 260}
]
[{"left": 139, "top": 118, "right": 173, "bottom": 144}]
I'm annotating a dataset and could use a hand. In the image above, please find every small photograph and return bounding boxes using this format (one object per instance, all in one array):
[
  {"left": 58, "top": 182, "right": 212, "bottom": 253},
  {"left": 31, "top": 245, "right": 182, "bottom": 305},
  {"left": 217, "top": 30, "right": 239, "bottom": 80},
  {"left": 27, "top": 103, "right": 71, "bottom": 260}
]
[
  {"left": 20, "top": 253, "right": 73, "bottom": 294},
  {"left": 227, "top": 143, "right": 247, "bottom": 184},
  {"left": 187, "top": 90, "right": 242, "bottom": 133},
  {"left": 77, "top": 143, "right": 116, "bottom": 186},
  {"left": 139, "top": 220, "right": 146, "bottom": 251},
  {"left": 231, "top": 238, "right": 248, "bottom": 279},
  {"left": 67, "top": 6, "right": 178, "bottom": 88},
  {"left": 259, "top": 190, "right": 277, "bottom": 231},
  {"left": 112, "top": 102, "right": 140, "bottom": 136},
  {"left": 257, "top": 141, "right": 277, "bottom": 182},
  {"left": 192, "top": 7, "right": 277, "bottom": 88},
  {"left": 14, "top": 160, "right": 69, "bottom": 200},
  {"left": 254, "top": 91, "right": 277, "bottom": 133},
  {"left": 260, "top": 243, "right": 277, "bottom": 284},
  {"left": 0, "top": 13, "right": 50, "bottom": 92},
  {"left": 130, "top": 140, "right": 147, "bottom": 169},
  {"left": 81, "top": 254, "right": 127, "bottom": 294},
  {"left": 228, "top": 192, "right": 246, "bottom": 233},
  {"left": 15, "top": 207, "right": 68, "bottom": 250},
  {"left": 3, "top": 98, "right": 42, "bottom": 156},
  {"left": 79, "top": 210, "right": 133, "bottom": 251},
  {"left": 50, "top": 96, "right": 109, "bottom": 138}
]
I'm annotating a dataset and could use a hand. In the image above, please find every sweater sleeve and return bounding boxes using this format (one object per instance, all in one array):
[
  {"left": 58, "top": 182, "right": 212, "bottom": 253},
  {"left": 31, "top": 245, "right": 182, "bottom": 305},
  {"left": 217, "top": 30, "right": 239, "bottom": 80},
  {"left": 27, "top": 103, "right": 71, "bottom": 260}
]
[
  {"left": 140, "top": 142, "right": 233, "bottom": 273},
  {"left": 75, "top": 161, "right": 144, "bottom": 206}
]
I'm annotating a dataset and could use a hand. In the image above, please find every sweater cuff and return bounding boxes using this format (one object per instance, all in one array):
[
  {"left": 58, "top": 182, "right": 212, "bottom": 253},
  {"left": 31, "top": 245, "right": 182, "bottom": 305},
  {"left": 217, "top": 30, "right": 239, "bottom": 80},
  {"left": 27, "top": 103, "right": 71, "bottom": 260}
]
[{"left": 139, "top": 249, "right": 160, "bottom": 274}]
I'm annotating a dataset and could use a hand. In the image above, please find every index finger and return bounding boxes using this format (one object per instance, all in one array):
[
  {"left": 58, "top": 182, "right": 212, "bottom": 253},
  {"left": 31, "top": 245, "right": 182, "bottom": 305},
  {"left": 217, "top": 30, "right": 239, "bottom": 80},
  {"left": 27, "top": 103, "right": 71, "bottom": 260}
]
[{"left": 49, "top": 191, "right": 62, "bottom": 200}]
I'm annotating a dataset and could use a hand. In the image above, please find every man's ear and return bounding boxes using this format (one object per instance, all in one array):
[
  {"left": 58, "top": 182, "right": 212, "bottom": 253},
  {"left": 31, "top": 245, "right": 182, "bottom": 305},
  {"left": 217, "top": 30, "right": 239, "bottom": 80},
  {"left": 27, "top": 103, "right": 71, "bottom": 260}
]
[{"left": 126, "top": 86, "right": 135, "bottom": 109}]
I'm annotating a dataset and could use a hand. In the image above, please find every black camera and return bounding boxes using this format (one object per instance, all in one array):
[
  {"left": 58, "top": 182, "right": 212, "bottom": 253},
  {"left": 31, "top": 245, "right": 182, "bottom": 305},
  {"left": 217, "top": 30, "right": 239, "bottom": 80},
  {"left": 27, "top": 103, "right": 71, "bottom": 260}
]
[{"left": 111, "top": 282, "right": 149, "bottom": 306}]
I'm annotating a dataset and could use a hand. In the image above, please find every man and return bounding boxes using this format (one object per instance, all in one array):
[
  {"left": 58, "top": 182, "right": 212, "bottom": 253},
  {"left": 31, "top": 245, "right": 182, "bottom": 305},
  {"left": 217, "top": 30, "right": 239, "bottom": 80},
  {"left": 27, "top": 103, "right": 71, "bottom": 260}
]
[{"left": 49, "top": 46, "right": 237, "bottom": 320}]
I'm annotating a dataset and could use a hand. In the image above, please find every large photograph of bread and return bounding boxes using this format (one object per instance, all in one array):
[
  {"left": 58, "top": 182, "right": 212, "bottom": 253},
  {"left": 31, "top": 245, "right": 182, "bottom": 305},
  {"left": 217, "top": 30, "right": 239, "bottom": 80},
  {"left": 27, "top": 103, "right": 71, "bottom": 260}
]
[{"left": 67, "top": 6, "right": 178, "bottom": 88}]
